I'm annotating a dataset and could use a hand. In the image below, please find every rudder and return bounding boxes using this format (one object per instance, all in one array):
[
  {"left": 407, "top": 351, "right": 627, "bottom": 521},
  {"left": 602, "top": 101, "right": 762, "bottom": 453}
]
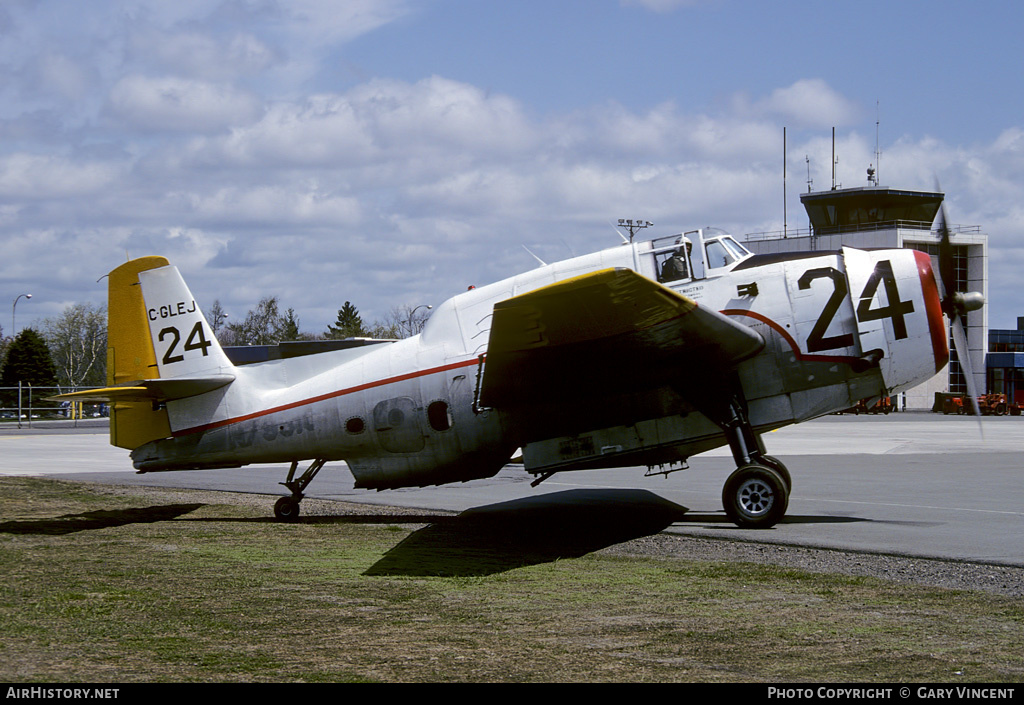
[{"left": 107, "top": 257, "right": 171, "bottom": 449}]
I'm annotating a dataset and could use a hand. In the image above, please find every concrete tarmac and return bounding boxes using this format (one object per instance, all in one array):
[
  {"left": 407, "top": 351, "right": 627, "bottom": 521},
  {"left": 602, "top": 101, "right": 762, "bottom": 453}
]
[{"left": 2, "top": 413, "right": 1021, "bottom": 566}]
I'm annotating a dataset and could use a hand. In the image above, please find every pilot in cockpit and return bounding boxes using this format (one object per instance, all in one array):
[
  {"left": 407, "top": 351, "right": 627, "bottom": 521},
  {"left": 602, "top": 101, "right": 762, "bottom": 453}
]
[{"left": 659, "top": 237, "right": 692, "bottom": 282}]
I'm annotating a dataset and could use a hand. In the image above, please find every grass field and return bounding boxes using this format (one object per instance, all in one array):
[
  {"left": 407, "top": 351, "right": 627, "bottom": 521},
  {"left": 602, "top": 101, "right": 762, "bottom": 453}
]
[{"left": 1, "top": 476, "right": 1021, "bottom": 683}]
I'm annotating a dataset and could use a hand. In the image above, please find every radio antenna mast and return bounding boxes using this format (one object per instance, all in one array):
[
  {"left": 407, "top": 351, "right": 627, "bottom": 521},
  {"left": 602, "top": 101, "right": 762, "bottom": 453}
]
[{"left": 875, "top": 101, "right": 882, "bottom": 184}]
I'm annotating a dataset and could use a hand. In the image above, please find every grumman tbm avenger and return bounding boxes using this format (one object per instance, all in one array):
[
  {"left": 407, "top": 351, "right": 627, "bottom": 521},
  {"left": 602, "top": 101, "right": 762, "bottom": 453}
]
[{"left": 54, "top": 206, "right": 982, "bottom": 529}]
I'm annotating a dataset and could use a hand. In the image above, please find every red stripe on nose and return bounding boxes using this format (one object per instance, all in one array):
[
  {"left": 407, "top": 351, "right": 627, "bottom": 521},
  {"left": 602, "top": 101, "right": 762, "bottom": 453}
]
[{"left": 914, "top": 249, "right": 949, "bottom": 373}]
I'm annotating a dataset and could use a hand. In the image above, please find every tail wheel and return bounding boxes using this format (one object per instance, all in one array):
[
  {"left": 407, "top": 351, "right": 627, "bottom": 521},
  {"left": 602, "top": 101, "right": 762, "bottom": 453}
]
[{"left": 722, "top": 464, "right": 788, "bottom": 529}]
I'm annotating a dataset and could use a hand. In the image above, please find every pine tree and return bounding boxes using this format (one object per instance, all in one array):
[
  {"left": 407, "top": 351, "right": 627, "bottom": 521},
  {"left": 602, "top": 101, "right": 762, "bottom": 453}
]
[
  {"left": 0, "top": 322, "right": 9, "bottom": 374},
  {"left": 279, "top": 308, "right": 301, "bottom": 342},
  {"left": 0, "top": 329, "right": 58, "bottom": 387},
  {"left": 325, "top": 302, "right": 365, "bottom": 339},
  {"left": 1, "top": 328, "right": 58, "bottom": 411}
]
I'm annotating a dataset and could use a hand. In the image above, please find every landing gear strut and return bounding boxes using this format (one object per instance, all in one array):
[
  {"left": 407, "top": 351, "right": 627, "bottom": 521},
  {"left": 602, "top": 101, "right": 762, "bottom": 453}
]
[
  {"left": 711, "top": 394, "right": 791, "bottom": 529},
  {"left": 274, "top": 458, "right": 328, "bottom": 522}
]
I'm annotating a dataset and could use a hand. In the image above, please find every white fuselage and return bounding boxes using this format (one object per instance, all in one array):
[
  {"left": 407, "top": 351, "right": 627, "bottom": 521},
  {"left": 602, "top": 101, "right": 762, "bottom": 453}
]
[{"left": 132, "top": 236, "right": 946, "bottom": 490}]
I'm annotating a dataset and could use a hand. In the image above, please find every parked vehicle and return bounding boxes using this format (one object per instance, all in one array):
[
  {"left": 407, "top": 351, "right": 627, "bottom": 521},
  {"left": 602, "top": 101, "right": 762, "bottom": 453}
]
[
  {"left": 836, "top": 397, "right": 893, "bottom": 415},
  {"left": 940, "top": 393, "right": 1022, "bottom": 416}
]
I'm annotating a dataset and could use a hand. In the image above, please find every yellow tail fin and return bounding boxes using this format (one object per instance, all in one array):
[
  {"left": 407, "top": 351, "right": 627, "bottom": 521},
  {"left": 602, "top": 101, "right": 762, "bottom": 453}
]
[{"left": 107, "top": 256, "right": 171, "bottom": 449}]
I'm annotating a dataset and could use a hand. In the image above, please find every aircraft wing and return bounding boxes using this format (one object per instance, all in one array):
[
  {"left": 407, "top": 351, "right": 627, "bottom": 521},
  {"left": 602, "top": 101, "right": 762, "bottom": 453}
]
[
  {"left": 46, "top": 375, "right": 235, "bottom": 403},
  {"left": 478, "top": 267, "right": 764, "bottom": 407}
]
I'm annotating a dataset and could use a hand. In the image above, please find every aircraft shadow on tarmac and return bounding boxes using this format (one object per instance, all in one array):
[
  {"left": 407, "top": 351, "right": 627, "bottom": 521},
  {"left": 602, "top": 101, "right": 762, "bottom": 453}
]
[
  {"left": 363, "top": 488, "right": 689, "bottom": 577},
  {"left": 0, "top": 504, "right": 206, "bottom": 536},
  {"left": 677, "top": 513, "right": 868, "bottom": 526}
]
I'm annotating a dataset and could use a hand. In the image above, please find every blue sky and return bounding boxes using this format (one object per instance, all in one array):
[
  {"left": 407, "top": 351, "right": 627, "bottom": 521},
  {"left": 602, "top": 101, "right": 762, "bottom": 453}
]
[{"left": 2, "top": 0, "right": 1023, "bottom": 336}]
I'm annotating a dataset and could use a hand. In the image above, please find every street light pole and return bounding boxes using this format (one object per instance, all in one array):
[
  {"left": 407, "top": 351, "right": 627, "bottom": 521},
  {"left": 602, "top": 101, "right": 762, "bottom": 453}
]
[
  {"left": 407, "top": 304, "right": 432, "bottom": 337},
  {"left": 12, "top": 293, "right": 32, "bottom": 336}
]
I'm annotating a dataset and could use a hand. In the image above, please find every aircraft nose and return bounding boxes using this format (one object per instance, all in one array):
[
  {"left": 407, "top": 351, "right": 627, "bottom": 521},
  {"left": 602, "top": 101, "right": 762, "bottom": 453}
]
[{"left": 913, "top": 250, "right": 949, "bottom": 374}]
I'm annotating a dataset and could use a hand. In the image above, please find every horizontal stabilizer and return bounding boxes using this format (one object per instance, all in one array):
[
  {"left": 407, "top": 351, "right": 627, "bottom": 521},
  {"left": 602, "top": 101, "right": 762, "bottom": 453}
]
[{"left": 47, "top": 374, "right": 234, "bottom": 403}]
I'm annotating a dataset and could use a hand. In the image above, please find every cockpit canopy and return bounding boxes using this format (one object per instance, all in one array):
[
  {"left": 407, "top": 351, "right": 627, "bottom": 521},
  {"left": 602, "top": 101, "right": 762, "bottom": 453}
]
[
  {"left": 701, "top": 227, "right": 752, "bottom": 269},
  {"left": 652, "top": 227, "right": 752, "bottom": 284}
]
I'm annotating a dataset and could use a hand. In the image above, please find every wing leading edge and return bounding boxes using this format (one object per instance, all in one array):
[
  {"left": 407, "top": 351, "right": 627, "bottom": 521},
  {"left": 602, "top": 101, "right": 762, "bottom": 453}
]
[{"left": 479, "top": 267, "right": 764, "bottom": 407}]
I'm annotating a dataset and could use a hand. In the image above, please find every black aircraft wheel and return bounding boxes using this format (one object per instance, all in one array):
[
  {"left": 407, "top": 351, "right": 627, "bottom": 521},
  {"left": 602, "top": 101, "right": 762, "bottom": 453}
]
[
  {"left": 722, "top": 464, "right": 788, "bottom": 529},
  {"left": 274, "top": 496, "right": 301, "bottom": 522},
  {"left": 759, "top": 455, "right": 792, "bottom": 494}
]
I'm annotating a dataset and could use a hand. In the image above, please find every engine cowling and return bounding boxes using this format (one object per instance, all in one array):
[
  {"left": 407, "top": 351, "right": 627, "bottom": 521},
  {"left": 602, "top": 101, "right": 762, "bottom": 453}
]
[{"left": 843, "top": 247, "right": 948, "bottom": 393}]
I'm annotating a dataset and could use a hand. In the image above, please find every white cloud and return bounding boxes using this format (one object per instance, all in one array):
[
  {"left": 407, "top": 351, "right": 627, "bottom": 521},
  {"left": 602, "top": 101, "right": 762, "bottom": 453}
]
[
  {"left": 175, "top": 185, "right": 362, "bottom": 226},
  {"left": 199, "top": 76, "right": 535, "bottom": 169},
  {"left": 360, "top": 76, "right": 536, "bottom": 154},
  {"left": 163, "top": 226, "right": 231, "bottom": 270},
  {"left": 210, "top": 94, "right": 379, "bottom": 167},
  {"left": 127, "top": 30, "right": 279, "bottom": 82},
  {"left": 1, "top": 1, "right": 1021, "bottom": 338},
  {"left": 0, "top": 153, "right": 120, "bottom": 198},
  {"left": 744, "top": 79, "right": 862, "bottom": 129},
  {"left": 1, "top": 30, "right": 1021, "bottom": 331},
  {"left": 278, "top": 0, "right": 412, "bottom": 46},
  {"left": 35, "top": 53, "right": 95, "bottom": 103},
  {"left": 108, "top": 75, "right": 263, "bottom": 132}
]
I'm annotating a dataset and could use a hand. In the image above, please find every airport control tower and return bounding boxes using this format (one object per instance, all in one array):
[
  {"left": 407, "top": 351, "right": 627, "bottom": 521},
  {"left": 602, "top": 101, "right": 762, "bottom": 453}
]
[{"left": 743, "top": 177, "right": 988, "bottom": 410}]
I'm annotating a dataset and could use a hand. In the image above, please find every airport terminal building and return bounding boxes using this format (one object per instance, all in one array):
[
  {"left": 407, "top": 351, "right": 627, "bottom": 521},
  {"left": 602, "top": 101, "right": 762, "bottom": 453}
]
[
  {"left": 742, "top": 182, "right": 988, "bottom": 410},
  {"left": 988, "top": 318, "right": 1024, "bottom": 406}
]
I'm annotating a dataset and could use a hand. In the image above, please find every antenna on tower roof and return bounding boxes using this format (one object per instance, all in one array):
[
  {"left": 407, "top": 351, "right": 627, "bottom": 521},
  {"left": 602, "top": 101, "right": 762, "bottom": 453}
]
[
  {"left": 831, "top": 127, "right": 840, "bottom": 190},
  {"left": 874, "top": 100, "right": 882, "bottom": 185},
  {"left": 783, "top": 127, "right": 787, "bottom": 238}
]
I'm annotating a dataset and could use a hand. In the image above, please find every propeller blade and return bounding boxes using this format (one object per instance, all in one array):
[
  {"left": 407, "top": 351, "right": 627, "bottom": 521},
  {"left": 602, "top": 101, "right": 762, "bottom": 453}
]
[
  {"left": 950, "top": 315, "right": 983, "bottom": 435},
  {"left": 935, "top": 183, "right": 983, "bottom": 434},
  {"left": 936, "top": 198, "right": 956, "bottom": 314}
]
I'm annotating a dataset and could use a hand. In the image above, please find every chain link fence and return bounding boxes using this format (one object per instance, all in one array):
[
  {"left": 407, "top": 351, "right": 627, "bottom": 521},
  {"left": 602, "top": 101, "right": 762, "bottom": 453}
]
[{"left": 0, "top": 384, "right": 106, "bottom": 428}]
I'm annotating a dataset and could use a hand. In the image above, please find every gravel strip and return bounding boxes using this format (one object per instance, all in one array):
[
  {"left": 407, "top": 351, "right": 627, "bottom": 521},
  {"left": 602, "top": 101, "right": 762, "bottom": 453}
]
[{"left": 603, "top": 533, "right": 1024, "bottom": 597}]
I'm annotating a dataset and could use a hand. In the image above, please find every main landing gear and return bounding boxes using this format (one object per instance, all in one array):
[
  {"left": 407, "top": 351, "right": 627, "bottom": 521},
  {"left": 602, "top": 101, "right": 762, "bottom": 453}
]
[
  {"left": 712, "top": 396, "right": 791, "bottom": 529},
  {"left": 274, "top": 458, "right": 328, "bottom": 522},
  {"left": 722, "top": 462, "right": 789, "bottom": 529}
]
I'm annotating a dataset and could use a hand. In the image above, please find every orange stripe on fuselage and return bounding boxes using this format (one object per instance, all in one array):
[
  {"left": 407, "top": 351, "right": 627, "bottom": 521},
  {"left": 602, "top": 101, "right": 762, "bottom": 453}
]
[
  {"left": 171, "top": 356, "right": 481, "bottom": 438},
  {"left": 720, "top": 309, "right": 864, "bottom": 366}
]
